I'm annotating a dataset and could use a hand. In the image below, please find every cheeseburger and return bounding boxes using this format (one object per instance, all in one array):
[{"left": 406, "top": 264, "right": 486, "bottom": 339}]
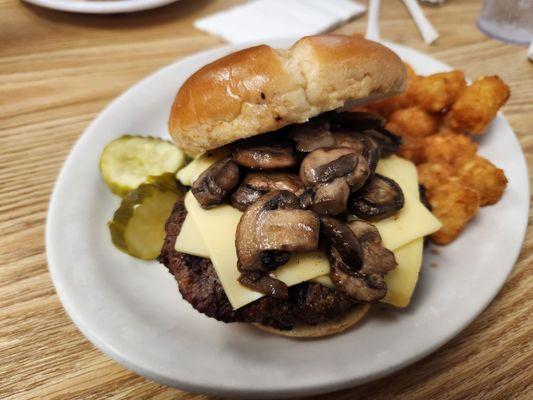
[{"left": 158, "top": 35, "right": 438, "bottom": 337}]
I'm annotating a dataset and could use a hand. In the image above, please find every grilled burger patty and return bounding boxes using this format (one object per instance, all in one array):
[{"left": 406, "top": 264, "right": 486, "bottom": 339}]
[{"left": 158, "top": 201, "right": 358, "bottom": 330}]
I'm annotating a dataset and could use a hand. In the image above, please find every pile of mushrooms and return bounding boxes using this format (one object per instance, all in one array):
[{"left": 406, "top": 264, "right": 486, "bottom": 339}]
[{"left": 190, "top": 112, "right": 405, "bottom": 302}]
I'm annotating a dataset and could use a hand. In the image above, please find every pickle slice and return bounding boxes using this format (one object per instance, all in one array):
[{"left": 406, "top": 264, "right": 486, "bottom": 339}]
[
  {"left": 100, "top": 135, "right": 186, "bottom": 197},
  {"left": 108, "top": 173, "right": 185, "bottom": 260}
]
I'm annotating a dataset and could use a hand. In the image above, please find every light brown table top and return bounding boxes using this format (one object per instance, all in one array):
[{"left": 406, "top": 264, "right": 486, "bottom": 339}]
[{"left": 1, "top": 0, "right": 532, "bottom": 398}]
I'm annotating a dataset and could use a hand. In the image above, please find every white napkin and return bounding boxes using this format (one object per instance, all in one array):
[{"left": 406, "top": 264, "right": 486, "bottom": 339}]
[{"left": 194, "top": 0, "right": 366, "bottom": 44}]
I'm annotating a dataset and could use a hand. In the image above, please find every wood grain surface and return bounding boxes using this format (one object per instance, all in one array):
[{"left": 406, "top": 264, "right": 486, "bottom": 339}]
[{"left": 1, "top": 0, "right": 532, "bottom": 399}]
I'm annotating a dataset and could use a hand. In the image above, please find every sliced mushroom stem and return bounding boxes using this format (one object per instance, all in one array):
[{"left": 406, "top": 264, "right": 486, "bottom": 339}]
[
  {"left": 313, "top": 153, "right": 359, "bottom": 184},
  {"left": 236, "top": 190, "right": 320, "bottom": 273},
  {"left": 349, "top": 174, "right": 404, "bottom": 221},
  {"left": 333, "top": 132, "right": 380, "bottom": 189},
  {"left": 320, "top": 217, "right": 363, "bottom": 272},
  {"left": 260, "top": 209, "right": 321, "bottom": 251},
  {"left": 300, "top": 147, "right": 359, "bottom": 187},
  {"left": 290, "top": 119, "right": 336, "bottom": 152},
  {"left": 331, "top": 111, "right": 401, "bottom": 156},
  {"left": 361, "top": 128, "right": 402, "bottom": 156},
  {"left": 299, "top": 147, "right": 372, "bottom": 216},
  {"left": 347, "top": 220, "right": 397, "bottom": 274},
  {"left": 232, "top": 141, "right": 297, "bottom": 170},
  {"left": 231, "top": 185, "right": 262, "bottom": 211},
  {"left": 329, "top": 253, "right": 387, "bottom": 302},
  {"left": 310, "top": 179, "right": 350, "bottom": 216},
  {"left": 238, "top": 272, "right": 289, "bottom": 299},
  {"left": 191, "top": 157, "right": 240, "bottom": 208},
  {"left": 231, "top": 172, "right": 304, "bottom": 211},
  {"left": 326, "top": 219, "right": 396, "bottom": 302},
  {"left": 260, "top": 250, "right": 291, "bottom": 269},
  {"left": 299, "top": 187, "right": 314, "bottom": 209}
]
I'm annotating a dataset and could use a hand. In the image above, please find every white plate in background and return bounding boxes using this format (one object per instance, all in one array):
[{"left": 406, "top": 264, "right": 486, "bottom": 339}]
[
  {"left": 22, "top": 0, "right": 179, "bottom": 14},
  {"left": 46, "top": 39, "right": 529, "bottom": 398}
]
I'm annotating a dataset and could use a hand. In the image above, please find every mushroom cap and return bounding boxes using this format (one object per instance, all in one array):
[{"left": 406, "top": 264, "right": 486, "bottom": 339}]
[
  {"left": 231, "top": 172, "right": 304, "bottom": 211},
  {"left": 191, "top": 157, "right": 240, "bottom": 208},
  {"left": 169, "top": 35, "right": 407, "bottom": 154},
  {"left": 235, "top": 190, "right": 319, "bottom": 273}
]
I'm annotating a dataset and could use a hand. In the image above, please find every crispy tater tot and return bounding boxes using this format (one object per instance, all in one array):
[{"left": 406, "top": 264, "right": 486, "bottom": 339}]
[
  {"left": 363, "top": 95, "right": 410, "bottom": 118},
  {"left": 409, "top": 71, "right": 467, "bottom": 113},
  {"left": 386, "top": 107, "right": 440, "bottom": 138},
  {"left": 424, "top": 132, "right": 478, "bottom": 163},
  {"left": 397, "top": 136, "right": 427, "bottom": 164},
  {"left": 417, "top": 162, "right": 454, "bottom": 191},
  {"left": 429, "top": 180, "right": 480, "bottom": 245},
  {"left": 437, "top": 126, "right": 463, "bottom": 135},
  {"left": 453, "top": 155, "right": 507, "bottom": 206},
  {"left": 445, "top": 76, "right": 510, "bottom": 135}
]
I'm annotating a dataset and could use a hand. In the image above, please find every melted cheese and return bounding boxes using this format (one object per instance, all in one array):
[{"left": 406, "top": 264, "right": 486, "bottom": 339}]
[
  {"left": 376, "top": 155, "right": 419, "bottom": 194},
  {"left": 374, "top": 189, "right": 440, "bottom": 251},
  {"left": 311, "top": 237, "right": 424, "bottom": 307},
  {"left": 382, "top": 237, "right": 424, "bottom": 307},
  {"left": 175, "top": 155, "right": 441, "bottom": 309},
  {"left": 174, "top": 215, "right": 209, "bottom": 258},
  {"left": 182, "top": 193, "right": 329, "bottom": 309},
  {"left": 373, "top": 156, "right": 441, "bottom": 250},
  {"left": 176, "top": 148, "right": 230, "bottom": 187}
]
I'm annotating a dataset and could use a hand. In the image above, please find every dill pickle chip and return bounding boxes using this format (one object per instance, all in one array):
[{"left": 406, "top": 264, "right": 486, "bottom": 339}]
[
  {"left": 108, "top": 174, "right": 185, "bottom": 260},
  {"left": 100, "top": 135, "right": 186, "bottom": 197}
]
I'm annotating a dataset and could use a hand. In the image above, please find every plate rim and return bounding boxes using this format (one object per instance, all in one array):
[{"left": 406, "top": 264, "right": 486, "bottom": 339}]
[
  {"left": 21, "top": 0, "right": 179, "bottom": 14},
  {"left": 46, "top": 39, "right": 530, "bottom": 398}
]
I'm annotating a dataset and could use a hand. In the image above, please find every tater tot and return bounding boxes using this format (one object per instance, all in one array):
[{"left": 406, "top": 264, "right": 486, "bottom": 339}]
[
  {"left": 397, "top": 136, "right": 427, "bottom": 164},
  {"left": 429, "top": 180, "right": 480, "bottom": 245},
  {"left": 362, "top": 96, "right": 410, "bottom": 118},
  {"left": 424, "top": 132, "right": 478, "bottom": 163},
  {"left": 409, "top": 70, "right": 467, "bottom": 113},
  {"left": 386, "top": 107, "right": 440, "bottom": 138},
  {"left": 453, "top": 155, "right": 507, "bottom": 206},
  {"left": 445, "top": 76, "right": 510, "bottom": 135},
  {"left": 437, "top": 126, "right": 463, "bottom": 136},
  {"left": 417, "top": 162, "right": 454, "bottom": 191}
]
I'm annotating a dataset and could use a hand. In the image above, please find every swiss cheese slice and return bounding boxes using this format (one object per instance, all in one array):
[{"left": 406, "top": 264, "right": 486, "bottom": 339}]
[
  {"left": 377, "top": 155, "right": 419, "bottom": 194},
  {"left": 382, "top": 237, "right": 424, "bottom": 307},
  {"left": 373, "top": 156, "right": 441, "bottom": 250},
  {"left": 174, "top": 215, "right": 209, "bottom": 258},
  {"left": 176, "top": 148, "right": 230, "bottom": 187},
  {"left": 374, "top": 189, "right": 440, "bottom": 251},
  {"left": 182, "top": 193, "right": 329, "bottom": 309},
  {"left": 175, "top": 155, "right": 441, "bottom": 309},
  {"left": 311, "top": 237, "right": 424, "bottom": 307}
]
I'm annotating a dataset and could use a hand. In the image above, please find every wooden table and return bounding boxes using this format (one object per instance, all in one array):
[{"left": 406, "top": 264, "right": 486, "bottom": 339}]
[{"left": 1, "top": 0, "right": 532, "bottom": 398}]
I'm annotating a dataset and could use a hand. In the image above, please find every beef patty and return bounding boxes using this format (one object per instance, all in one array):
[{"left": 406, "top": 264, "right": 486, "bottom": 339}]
[{"left": 158, "top": 201, "right": 358, "bottom": 330}]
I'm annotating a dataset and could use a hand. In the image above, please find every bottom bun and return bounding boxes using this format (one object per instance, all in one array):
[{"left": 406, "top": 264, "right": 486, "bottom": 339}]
[{"left": 253, "top": 303, "right": 371, "bottom": 338}]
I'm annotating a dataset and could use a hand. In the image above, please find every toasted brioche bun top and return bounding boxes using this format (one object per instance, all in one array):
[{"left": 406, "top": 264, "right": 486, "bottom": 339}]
[{"left": 169, "top": 34, "right": 407, "bottom": 154}]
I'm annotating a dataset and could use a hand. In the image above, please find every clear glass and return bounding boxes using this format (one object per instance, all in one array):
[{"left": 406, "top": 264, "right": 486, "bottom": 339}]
[{"left": 477, "top": 0, "right": 533, "bottom": 45}]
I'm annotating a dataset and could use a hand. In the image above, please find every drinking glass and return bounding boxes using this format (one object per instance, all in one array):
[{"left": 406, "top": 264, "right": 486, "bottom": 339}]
[{"left": 477, "top": 0, "right": 533, "bottom": 45}]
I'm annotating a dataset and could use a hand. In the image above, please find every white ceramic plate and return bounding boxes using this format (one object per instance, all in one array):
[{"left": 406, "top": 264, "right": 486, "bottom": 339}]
[
  {"left": 46, "top": 39, "right": 529, "bottom": 398},
  {"left": 22, "top": 0, "right": 179, "bottom": 14}
]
